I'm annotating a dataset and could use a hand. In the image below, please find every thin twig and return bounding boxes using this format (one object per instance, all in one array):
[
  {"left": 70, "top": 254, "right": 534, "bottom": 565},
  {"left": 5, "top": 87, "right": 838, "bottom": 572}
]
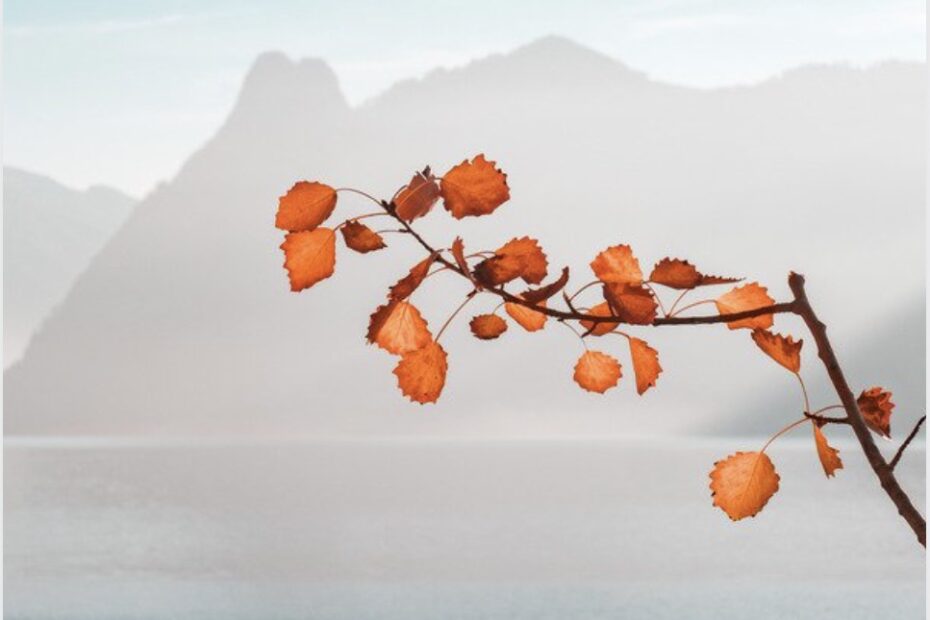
[
  {"left": 804, "top": 412, "right": 850, "bottom": 425},
  {"left": 890, "top": 415, "right": 926, "bottom": 470}
]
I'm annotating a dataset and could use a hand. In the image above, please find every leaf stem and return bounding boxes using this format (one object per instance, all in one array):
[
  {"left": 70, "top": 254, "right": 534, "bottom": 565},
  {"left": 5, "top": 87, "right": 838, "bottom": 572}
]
[
  {"left": 760, "top": 417, "right": 809, "bottom": 453},
  {"left": 435, "top": 291, "right": 478, "bottom": 342}
]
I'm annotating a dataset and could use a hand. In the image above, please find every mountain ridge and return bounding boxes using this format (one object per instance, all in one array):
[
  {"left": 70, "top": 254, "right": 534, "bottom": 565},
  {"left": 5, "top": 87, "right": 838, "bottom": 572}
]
[{"left": 5, "top": 37, "right": 924, "bottom": 437}]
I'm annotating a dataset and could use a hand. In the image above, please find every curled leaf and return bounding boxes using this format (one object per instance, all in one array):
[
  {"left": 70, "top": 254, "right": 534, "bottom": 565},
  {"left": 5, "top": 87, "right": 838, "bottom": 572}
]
[
  {"left": 649, "top": 258, "right": 702, "bottom": 289},
  {"left": 573, "top": 350, "right": 622, "bottom": 394},
  {"left": 751, "top": 329, "right": 802, "bottom": 373},
  {"left": 276, "top": 181, "right": 337, "bottom": 232},
  {"left": 857, "top": 387, "right": 894, "bottom": 438},
  {"left": 649, "top": 258, "right": 741, "bottom": 289},
  {"left": 504, "top": 298, "right": 547, "bottom": 332},
  {"left": 367, "top": 301, "right": 432, "bottom": 355},
  {"left": 389, "top": 252, "right": 439, "bottom": 301},
  {"left": 590, "top": 245, "right": 643, "bottom": 285},
  {"left": 393, "top": 341, "right": 448, "bottom": 403},
  {"left": 521, "top": 267, "right": 569, "bottom": 304},
  {"left": 280, "top": 228, "right": 337, "bottom": 292},
  {"left": 579, "top": 302, "right": 620, "bottom": 336},
  {"left": 629, "top": 337, "right": 662, "bottom": 395},
  {"left": 714, "top": 283, "right": 775, "bottom": 330},
  {"left": 709, "top": 451, "right": 780, "bottom": 520},
  {"left": 340, "top": 220, "right": 386, "bottom": 254},
  {"left": 812, "top": 423, "right": 843, "bottom": 478},
  {"left": 395, "top": 169, "right": 440, "bottom": 222},
  {"left": 469, "top": 314, "right": 508, "bottom": 340},
  {"left": 474, "top": 237, "right": 548, "bottom": 286},
  {"left": 451, "top": 237, "right": 478, "bottom": 287},
  {"left": 440, "top": 154, "right": 510, "bottom": 219},
  {"left": 602, "top": 283, "right": 658, "bottom": 325},
  {"left": 699, "top": 274, "right": 742, "bottom": 286}
]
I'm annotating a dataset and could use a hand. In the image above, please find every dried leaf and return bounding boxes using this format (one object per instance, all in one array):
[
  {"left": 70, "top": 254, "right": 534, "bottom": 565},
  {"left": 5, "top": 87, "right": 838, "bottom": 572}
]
[
  {"left": 474, "top": 237, "right": 548, "bottom": 286},
  {"left": 440, "top": 154, "right": 510, "bottom": 219},
  {"left": 751, "top": 329, "right": 802, "bottom": 373},
  {"left": 573, "top": 350, "right": 622, "bottom": 393},
  {"left": 590, "top": 245, "right": 643, "bottom": 285},
  {"left": 715, "top": 283, "right": 775, "bottom": 330},
  {"left": 450, "top": 237, "right": 478, "bottom": 286},
  {"left": 700, "top": 274, "right": 742, "bottom": 286},
  {"left": 367, "top": 301, "right": 432, "bottom": 355},
  {"left": 649, "top": 258, "right": 702, "bottom": 289},
  {"left": 504, "top": 299, "right": 547, "bottom": 332},
  {"left": 812, "top": 423, "right": 843, "bottom": 478},
  {"left": 340, "top": 220, "right": 386, "bottom": 253},
  {"left": 709, "top": 451, "right": 780, "bottom": 520},
  {"left": 521, "top": 267, "right": 570, "bottom": 304},
  {"left": 275, "top": 181, "right": 337, "bottom": 232},
  {"left": 629, "top": 337, "right": 662, "bottom": 395},
  {"left": 393, "top": 341, "right": 448, "bottom": 403},
  {"left": 648, "top": 257, "right": 741, "bottom": 289},
  {"left": 469, "top": 314, "right": 508, "bottom": 340},
  {"left": 395, "top": 169, "right": 440, "bottom": 222},
  {"left": 389, "top": 252, "right": 439, "bottom": 301},
  {"left": 579, "top": 302, "right": 620, "bottom": 336},
  {"left": 280, "top": 228, "right": 336, "bottom": 292},
  {"left": 857, "top": 387, "right": 894, "bottom": 438},
  {"left": 602, "top": 283, "right": 658, "bottom": 325}
]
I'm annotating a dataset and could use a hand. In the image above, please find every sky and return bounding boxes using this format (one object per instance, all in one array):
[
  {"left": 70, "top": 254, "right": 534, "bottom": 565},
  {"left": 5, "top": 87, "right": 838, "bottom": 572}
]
[{"left": 3, "top": 0, "right": 926, "bottom": 197}]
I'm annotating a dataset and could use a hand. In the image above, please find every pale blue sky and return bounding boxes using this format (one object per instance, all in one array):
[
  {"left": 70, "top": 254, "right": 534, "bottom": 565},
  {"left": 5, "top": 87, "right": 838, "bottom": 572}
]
[{"left": 4, "top": 0, "right": 925, "bottom": 196}]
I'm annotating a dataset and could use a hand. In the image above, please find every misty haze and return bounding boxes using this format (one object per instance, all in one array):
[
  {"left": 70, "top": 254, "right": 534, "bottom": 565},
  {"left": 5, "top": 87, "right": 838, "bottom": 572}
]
[{"left": 4, "top": 29, "right": 926, "bottom": 620}]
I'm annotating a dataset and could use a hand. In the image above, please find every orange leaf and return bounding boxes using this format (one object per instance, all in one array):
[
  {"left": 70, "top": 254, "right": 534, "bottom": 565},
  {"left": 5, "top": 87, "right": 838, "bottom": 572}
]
[
  {"left": 573, "top": 350, "right": 622, "bottom": 393},
  {"left": 590, "top": 245, "right": 643, "bottom": 285},
  {"left": 579, "top": 302, "right": 619, "bottom": 336},
  {"left": 450, "top": 237, "right": 478, "bottom": 287},
  {"left": 340, "top": 220, "right": 386, "bottom": 254},
  {"left": 649, "top": 258, "right": 702, "bottom": 289},
  {"left": 751, "top": 329, "right": 802, "bottom": 373},
  {"left": 440, "top": 154, "right": 510, "bottom": 219},
  {"left": 504, "top": 299, "right": 547, "bottom": 332},
  {"left": 389, "top": 252, "right": 439, "bottom": 301},
  {"left": 699, "top": 274, "right": 742, "bottom": 286},
  {"left": 474, "top": 237, "right": 549, "bottom": 286},
  {"left": 649, "top": 257, "right": 741, "bottom": 289},
  {"left": 857, "top": 387, "right": 894, "bottom": 438},
  {"left": 367, "top": 301, "right": 432, "bottom": 355},
  {"left": 714, "top": 283, "right": 775, "bottom": 330},
  {"left": 629, "top": 337, "right": 662, "bottom": 395},
  {"left": 395, "top": 169, "right": 440, "bottom": 222},
  {"left": 521, "top": 267, "right": 569, "bottom": 304},
  {"left": 812, "top": 423, "right": 843, "bottom": 478},
  {"left": 602, "top": 283, "right": 658, "bottom": 325},
  {"left": 280, "top": 228, "right": 336, "bottom": 292},
  {"left": 709, "top": 451, "right": 780, "bottom": 520},
  {"left": 469, "top": 314, "right": 508, "bottom": 340},
  {"left": 393, "top": 341, "right": 448, "bottom": 403},
  {"left": 275, "top": 181, "right": 337, "bottom": 232}
]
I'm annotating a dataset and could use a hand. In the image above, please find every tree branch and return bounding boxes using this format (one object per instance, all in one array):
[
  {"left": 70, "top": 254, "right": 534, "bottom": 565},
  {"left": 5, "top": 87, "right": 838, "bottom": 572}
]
[
  {"left": 804, "top": 412, "right": 850, "bottom": 425},
  {"left": 380, "top": 197, "right": 927, "bottom": 547},
  {"left": 890, "top": 415, "right": 926, "bottom": 470},
  {"left": 381, "top": 199, "right": 795, "bottom": 327},
  {"left": 788, "top": 272, "right": 926, "bottom": 547}
]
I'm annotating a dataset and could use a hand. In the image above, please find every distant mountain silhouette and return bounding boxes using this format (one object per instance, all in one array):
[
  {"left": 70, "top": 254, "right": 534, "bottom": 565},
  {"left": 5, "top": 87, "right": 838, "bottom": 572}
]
[
  {"left": 5, "top": 37, "right": 925, "bottom": 436},
  {"left": 3, "top": 167, "right": 135, "bottom": 367}
]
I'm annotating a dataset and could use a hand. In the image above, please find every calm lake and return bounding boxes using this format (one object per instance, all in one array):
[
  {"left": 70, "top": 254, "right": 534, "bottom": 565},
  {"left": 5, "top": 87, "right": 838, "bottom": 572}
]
[{"left": 4, "top": 437, "right": 926, "bottom": 619}]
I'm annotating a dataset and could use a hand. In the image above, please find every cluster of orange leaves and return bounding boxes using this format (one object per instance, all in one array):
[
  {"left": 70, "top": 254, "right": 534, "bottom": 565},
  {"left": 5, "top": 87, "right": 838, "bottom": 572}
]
[{"left": 274, "top": 154, "right": 897, "bottom": 523}]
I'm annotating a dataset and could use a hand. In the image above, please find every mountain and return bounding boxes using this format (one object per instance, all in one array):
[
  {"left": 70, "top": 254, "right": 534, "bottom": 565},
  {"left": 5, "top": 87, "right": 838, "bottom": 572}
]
[
  {"left": 4, "top": 38, "right": 925, "bottom": 436},
  {"left": 3, "top": 167, "right": 135, "bottom": 367}
]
